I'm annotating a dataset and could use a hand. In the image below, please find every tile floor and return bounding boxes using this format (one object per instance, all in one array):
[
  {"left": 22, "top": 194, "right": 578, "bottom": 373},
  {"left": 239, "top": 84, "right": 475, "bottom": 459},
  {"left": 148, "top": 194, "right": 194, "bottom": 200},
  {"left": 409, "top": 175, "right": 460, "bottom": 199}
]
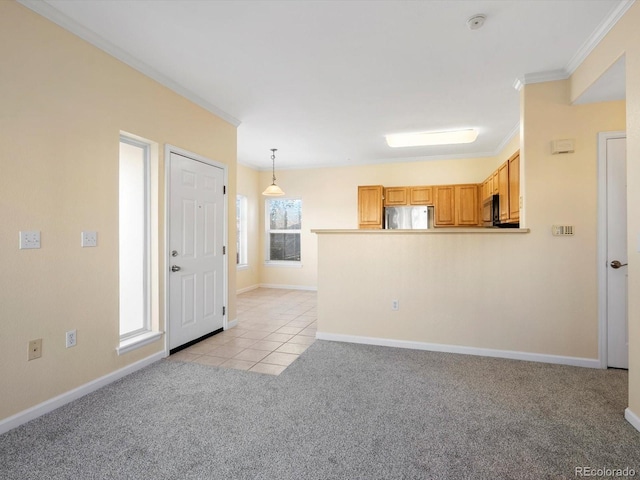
[{"left": 168, "top": 288, "right": 317, "bottom": 375}]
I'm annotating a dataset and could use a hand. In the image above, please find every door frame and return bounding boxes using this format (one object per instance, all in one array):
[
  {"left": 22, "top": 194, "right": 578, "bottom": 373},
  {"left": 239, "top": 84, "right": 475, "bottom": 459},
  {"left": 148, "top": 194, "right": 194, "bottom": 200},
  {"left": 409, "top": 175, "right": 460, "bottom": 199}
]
[
  {"left": 164, "top": 144, "right": 228, "bottom": 355},
  {"left": 597, "top": 131, "right": 626, "bottom": 369}
]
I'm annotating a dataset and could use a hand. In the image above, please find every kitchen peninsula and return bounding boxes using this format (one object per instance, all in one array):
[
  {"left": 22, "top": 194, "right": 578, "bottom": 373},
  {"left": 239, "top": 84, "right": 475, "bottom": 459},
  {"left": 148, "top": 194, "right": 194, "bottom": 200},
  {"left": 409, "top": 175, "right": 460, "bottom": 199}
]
[{"left": 311, "top": 225, "right": 600, "bottom": 370}]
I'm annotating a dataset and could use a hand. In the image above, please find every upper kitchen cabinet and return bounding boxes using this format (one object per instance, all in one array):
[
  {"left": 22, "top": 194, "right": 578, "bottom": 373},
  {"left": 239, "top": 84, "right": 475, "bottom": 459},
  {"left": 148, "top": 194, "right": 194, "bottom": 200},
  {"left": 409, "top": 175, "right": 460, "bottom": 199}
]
[
  {"left": 384, "top": 186, "right": 433, "bottom": 206},
  {"left": 384, "top": 187, "right": 408, "bottom": 206},
  {"left": 434, "top": 184, "right": 478, "bottom": 227},
  {"left": 496, "top": 150, "right": 520, "bottom": 224},
  {"left": 498, "top": 161, "right": 509, "bottom": 222},
  {"left": 358, "top": 185, "right": 384, "bottom": 229},
  {"left": 409, "top": 186, "right": 433, "bottom": 205},
  {"left": 433, "top": 186, "right": 455, "bottom": 226},
  {"left": 508, "top": 152, "right": 520, "bottom": 222},
  {"left": 455, "top": 184, "right": 479, "bottom": 226}
]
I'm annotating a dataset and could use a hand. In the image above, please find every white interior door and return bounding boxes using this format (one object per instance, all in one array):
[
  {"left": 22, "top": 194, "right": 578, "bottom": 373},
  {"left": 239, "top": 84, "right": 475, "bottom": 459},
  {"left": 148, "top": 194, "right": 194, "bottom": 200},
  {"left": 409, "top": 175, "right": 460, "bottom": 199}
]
[
  {"left": 169, "top": 151, "right": 225, "bottom": 350},
  {"left": 606, "top": 136, "right": 628, "bottom": 369}
]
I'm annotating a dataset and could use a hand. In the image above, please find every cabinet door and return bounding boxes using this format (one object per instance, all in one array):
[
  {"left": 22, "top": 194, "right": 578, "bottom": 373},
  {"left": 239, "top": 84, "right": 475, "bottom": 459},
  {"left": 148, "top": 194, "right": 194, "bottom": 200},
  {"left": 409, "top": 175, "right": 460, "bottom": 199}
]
[
  {"left": 456, "top": 184, "right": 479, "bottom": 226},
  {"left": 409, "top": 186, "right": 433, "bottom": 205},
  {"left": 508, "top": 153, "right": 520, "bottom": 222},
  {"left": 358, "top": 185, "right": 384, "bottom": 229},
  {"left": 384, "top": 187, "right": 409, "bottom": 206},
  {"left": 492, "top": 171, "right": 499, "bottom": 195},
  {"left": 498, "top": 162, "right": 509, "bottom": 222},
  {"left": 481, "top": 177, "right": 492, "bottom": 202},
  {"left": 434, "top": 186, "right": 455, "bottom": 226}
]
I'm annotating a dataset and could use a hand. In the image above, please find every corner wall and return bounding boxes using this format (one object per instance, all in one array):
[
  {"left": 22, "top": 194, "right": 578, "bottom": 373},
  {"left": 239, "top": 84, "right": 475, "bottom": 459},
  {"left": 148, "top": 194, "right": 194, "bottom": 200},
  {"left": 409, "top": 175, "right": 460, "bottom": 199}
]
[
  {"left": 236, "top": 163, "right": 261, "bottom": 293},
  {"left": 570, "top": 0, "right": 640, "bottom": 426},
  {"left": 0, "top": 2, "right": 237, "bottom": 422},
  {"left": 315, "top": 83, "right": 624, "bottom": 366}
]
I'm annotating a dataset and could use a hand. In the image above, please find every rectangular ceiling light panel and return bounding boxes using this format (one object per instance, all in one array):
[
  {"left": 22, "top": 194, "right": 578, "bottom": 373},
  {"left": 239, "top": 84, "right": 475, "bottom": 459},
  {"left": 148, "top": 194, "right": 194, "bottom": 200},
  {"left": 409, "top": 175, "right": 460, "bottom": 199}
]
[{"left": 386, "top": 129, "right": 478, "bottom": 148}]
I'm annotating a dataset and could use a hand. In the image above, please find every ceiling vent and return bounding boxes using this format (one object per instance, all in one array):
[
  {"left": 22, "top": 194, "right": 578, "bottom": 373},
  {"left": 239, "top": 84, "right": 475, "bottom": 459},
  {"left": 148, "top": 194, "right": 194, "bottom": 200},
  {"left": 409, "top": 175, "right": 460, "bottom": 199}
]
[{"left": 467, "top": 14, "right": 486, "bottom": 30}]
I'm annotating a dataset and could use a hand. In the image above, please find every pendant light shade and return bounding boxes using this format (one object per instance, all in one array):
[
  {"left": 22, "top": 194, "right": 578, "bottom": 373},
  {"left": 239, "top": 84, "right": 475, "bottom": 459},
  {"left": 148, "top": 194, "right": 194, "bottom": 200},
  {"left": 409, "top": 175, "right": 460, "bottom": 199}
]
[{"left": 262, "top": 148, "right": 285, "bottom": 196}]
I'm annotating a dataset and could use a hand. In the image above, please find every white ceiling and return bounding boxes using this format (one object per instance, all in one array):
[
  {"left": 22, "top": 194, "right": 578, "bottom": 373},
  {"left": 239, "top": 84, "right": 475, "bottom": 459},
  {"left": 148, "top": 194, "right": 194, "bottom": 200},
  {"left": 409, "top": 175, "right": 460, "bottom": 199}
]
[{"left": 22, "top": 0, "right": 630, "bottom": 169}]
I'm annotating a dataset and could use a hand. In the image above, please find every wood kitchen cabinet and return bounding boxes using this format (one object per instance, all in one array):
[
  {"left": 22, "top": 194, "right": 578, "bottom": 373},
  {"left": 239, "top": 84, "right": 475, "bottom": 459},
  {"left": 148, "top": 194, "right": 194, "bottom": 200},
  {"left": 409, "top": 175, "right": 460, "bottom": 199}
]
[
  {"left": 508, "top": 152, "right": 520, "bottom": 222},
  {"left": 433, "top": 186, "right": 455, "bottom": 226},
  {"left": 409, "top": 186, "right": 433, "bottom": 205},
  {"left": 455, "top": 184, "right": 479, "bottom": 226},
  {"left": 479, "top": 149, "right": 520, "bottom": 225},
  {"left": 481, "top": 176, "right": 492, "bottom": 202},
  {"left": 498, "top": 161, "right": 509, "bottom": 222},
  {"left": 358, "top": 185, "right": 384, "bottom": 229},
  {"left": 384, "top": 186, "right": 433, "bottom": 206},
  {"left": 384, "top": 187, "right": 409, "bottom": 206},
  {"left": 492, "top": 171, "right": 499, "bottom": 195},
  {"left": 434, "top": 184, "right": 478, "bottom": 226}
]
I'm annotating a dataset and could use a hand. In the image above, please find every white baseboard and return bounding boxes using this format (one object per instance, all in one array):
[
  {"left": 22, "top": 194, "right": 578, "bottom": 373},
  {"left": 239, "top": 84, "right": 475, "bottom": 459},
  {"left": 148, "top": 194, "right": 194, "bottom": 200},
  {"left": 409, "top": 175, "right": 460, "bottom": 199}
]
[
  {"left": 236, "top": 285, "right": 259, "bottom": 295},
  {"left": 625, "top": 408, "right": 640, "bottom": 432},
  {"left": 316, "top": 332, "right": 601, "bottom": 369},
  {"left": 259, "top": 283, "right": 317, "bottom": 291},
  {"left": 226, "top": 318, "right": 238, "bottom": 329},
  {"left": 0, "top": 351, "right": 165, "bottom": 435}
]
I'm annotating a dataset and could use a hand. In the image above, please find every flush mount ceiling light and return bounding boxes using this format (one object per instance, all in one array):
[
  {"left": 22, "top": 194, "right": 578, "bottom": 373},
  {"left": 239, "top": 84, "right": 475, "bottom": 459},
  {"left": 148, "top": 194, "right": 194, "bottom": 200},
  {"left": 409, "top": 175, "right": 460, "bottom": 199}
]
[
  {"left": 385, "top": 129, "right": 479, "bottom": 148},
  {"left": 262, "top": 148, "right": 285, "bottom": 196}
]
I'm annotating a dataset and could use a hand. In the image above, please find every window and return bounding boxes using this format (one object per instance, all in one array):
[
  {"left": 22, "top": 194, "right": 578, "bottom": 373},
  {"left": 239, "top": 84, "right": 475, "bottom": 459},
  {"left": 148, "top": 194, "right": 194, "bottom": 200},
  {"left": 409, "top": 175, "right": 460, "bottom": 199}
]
[
  {"left": 118, "top": 136, "right": 151, "bottom": 340},
  {"left": 265, "top": 198, "right": 302, "bottom": 263},
  {"left": 236, "top": 195, "right": 248, "bottom": 267}
]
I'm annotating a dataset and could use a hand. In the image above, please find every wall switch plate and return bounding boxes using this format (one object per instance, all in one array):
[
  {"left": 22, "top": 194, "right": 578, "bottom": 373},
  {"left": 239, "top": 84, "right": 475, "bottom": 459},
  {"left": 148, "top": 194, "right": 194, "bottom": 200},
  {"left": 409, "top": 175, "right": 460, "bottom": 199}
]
[
  {"left": 20, "top": 231, "right": 41, "bottom": 249},
  {"left": 28, "top": 339, "right": 42, "bottom": 360},
  {"left": 66, "top": 330, "right": 77, "bottom": 348},
  {"left": 81, "top": 231, "right": 97, "bottom": 247}
]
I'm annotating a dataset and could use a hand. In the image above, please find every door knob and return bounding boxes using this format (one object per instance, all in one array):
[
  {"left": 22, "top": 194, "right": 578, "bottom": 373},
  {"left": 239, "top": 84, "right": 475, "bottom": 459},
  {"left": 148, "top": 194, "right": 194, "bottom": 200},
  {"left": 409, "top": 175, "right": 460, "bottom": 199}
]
[
  {"left": 171, "top": 265, "right": 181, "bottom": 272},
  {"left": 610, "top": 260, "right": 628, "bottom": 269}
]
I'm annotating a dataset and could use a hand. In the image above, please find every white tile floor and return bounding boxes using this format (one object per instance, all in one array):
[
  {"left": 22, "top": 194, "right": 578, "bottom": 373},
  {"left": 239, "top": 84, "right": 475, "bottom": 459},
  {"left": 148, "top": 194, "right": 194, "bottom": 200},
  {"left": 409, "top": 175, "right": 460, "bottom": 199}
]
[{"left": 168, "top": 288, "right": 317, "bottom": 375}]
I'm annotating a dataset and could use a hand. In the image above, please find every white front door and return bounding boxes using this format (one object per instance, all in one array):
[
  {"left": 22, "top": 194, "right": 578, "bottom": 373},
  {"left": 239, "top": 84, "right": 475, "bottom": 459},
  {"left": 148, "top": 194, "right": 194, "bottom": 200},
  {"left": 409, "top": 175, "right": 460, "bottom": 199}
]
[
  {"left": 169, "top": 151, "right": 225, "bottom": 350},
  {"left": 605, "top": 135, "right": 628, "bottom": 369}
]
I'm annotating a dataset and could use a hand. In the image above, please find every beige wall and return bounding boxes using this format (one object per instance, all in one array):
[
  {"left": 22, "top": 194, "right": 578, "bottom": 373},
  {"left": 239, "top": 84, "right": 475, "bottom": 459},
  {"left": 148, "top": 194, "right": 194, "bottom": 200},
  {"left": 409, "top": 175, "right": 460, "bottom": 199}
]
[
  {"left": 570, "top": 1, "right": 640, "bottom": 421},
  {"left": 315, "top": 85, "right": 624, "bottom": 363},
  {"left": 0, "top": 2, "right": 236, "bottom": 421},
  {"left": 236, "top": 164, "right": 261, "bottom": 293},
  {"left": 245, "top": 153, "right": 505, "bottom": 289}
]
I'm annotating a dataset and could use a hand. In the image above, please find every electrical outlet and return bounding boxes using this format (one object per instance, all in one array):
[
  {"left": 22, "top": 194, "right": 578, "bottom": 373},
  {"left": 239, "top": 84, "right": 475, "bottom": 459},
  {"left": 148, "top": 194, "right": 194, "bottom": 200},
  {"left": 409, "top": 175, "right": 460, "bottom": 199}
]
[
  {"left": 66, "top": 330, "right": 77, "bottom": 348},
  {"left": 20, "top": 231, "right": 41, "bottom": 249},
  {"left": 391, "top": 300, "right": 399, "bottom": 311},
  {"left": 28, "top": 339, "right": 42, "bottom": 360},
  {"left": 81, "top": 231, "right": 97, "bottom": 247}
]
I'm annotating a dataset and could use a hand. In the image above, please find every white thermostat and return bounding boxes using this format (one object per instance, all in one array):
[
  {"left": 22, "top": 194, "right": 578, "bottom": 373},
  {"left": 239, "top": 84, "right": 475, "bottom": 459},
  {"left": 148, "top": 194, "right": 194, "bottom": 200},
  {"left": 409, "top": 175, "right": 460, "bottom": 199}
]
[{"left": 551, "top": 139, "right": 575, "bottom": 155}]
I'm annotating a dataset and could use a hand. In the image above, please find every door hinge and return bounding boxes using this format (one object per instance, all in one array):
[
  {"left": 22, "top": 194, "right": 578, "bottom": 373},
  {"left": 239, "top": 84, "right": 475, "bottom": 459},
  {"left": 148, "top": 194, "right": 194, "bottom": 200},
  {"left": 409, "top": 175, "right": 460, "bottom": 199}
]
[
  {"left": 222, "top": 306, "right": 226, "bottom": 316},
  {"left": 223, "top": 245, "right": 226, "bottom": 255},
  {"left": 223, "top": 185, "right": 226, "bottom": 194}
]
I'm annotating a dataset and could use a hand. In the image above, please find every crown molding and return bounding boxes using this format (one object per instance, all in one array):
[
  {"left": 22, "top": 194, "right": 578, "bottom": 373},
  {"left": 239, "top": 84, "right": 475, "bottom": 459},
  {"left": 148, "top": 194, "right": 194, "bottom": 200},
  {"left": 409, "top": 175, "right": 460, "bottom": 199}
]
[
  {"left": 17, "top": 0, "right": 241, "bottom": 127},
  {"left": 514, "top": 0, "right": 635, "bottom": 91},
  {"left": 513, "top": 69, "right": 569, "bottom": 90},
  {"left": 565, "top": 0, "right": 636, "bottom": 75},
  {"left": 493, "top": 122, "right": 520, "bottom": 155}
]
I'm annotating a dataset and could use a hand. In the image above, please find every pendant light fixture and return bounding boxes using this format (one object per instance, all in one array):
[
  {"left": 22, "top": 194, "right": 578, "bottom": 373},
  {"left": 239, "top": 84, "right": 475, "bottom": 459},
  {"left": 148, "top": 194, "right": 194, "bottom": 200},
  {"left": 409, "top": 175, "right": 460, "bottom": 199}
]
[{"left": 262, "top": 148, "right": 285, "bottom": 196}]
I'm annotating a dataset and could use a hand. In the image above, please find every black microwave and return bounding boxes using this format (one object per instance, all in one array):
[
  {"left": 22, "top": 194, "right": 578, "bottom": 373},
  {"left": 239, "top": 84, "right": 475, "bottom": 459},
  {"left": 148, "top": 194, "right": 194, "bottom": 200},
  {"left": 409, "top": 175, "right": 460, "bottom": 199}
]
[
  {"left": 483, "top": 194, "right": 518, "bottom": 228},
  {"left": 482, "top": 194, "right": 498, "bottom": 227}
]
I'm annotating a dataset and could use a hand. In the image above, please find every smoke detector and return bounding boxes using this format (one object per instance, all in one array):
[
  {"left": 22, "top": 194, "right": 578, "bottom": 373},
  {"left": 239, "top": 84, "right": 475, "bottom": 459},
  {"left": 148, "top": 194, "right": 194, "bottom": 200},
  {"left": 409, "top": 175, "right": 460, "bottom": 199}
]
[{"left": 467, "top": 14, "right": 486, "bottom": 30}]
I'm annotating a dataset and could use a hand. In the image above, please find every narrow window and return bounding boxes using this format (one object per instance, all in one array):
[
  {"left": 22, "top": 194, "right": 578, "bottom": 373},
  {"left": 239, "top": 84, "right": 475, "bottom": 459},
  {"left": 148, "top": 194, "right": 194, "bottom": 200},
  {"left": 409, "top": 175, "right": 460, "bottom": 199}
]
[
  {"left": 236, "top": 194, "right": 248, "bottom": 267},
  {"left": 265, "top": 198, "right": 302, "bottom": 263},
  {"left": 119, "top": 136, "right": 150, "bottom": 339}
]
